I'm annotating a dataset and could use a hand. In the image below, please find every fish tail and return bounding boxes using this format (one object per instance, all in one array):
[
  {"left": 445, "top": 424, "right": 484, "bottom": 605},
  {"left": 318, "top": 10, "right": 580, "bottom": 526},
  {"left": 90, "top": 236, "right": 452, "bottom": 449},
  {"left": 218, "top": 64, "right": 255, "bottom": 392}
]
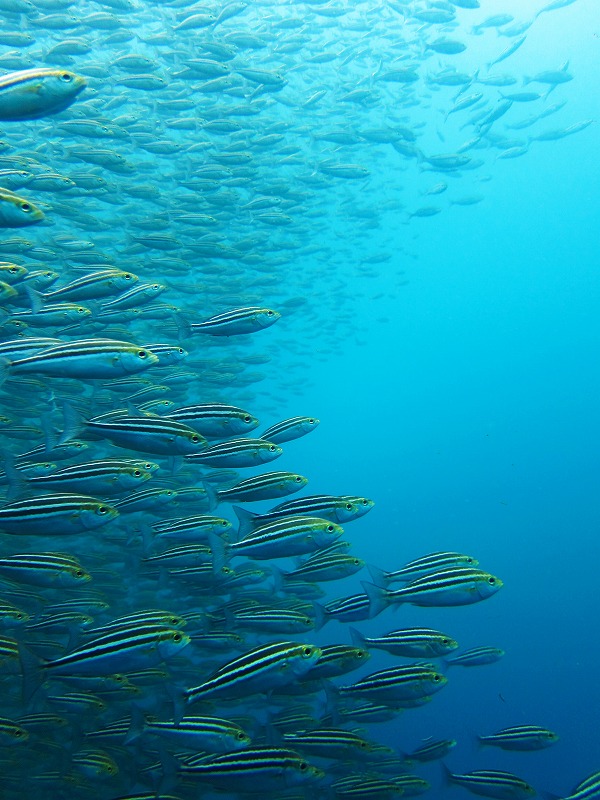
[{"left": 361, "top": 581, "right": 392, "bottom": 618}]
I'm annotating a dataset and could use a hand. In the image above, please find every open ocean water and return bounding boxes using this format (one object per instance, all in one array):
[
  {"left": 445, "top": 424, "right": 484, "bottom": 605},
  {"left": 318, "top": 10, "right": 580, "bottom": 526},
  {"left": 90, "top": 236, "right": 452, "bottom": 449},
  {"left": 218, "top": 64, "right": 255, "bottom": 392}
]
[{"left": 0, "top": 0, "right": 598, "bottom": 798}]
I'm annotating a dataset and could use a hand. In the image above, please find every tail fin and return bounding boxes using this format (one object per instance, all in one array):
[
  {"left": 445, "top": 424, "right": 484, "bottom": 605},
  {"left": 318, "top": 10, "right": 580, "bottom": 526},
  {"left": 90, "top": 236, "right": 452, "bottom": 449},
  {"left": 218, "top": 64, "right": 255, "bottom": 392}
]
[
  {"left": 361, "top": 581, "right": 392, "bottom": 618},
  {"left": 349, "top": 626, "right": 367, "bottom": 649},
  {"left": 233, "top": 505, "right": 260, "bottom": 537},
  {"left": 367, "top": 563, "right": 389, "bottom": 586},
  {"left": 124, "top": 704, "right": 147, "bottom": 745}
]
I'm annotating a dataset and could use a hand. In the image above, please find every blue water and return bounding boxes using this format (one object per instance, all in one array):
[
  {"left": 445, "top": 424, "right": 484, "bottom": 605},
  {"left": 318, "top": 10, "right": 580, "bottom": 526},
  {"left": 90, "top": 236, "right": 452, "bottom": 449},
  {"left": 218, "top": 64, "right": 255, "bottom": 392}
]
[{"left": 1, "top": 0, "right": 599, "bottom": 796}]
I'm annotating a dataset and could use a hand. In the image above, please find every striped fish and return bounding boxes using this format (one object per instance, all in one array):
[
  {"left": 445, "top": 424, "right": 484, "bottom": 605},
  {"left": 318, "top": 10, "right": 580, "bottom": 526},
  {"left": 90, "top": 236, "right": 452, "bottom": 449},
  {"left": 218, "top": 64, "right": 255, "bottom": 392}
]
[
  {"left": 260, "top": 415, "right": 319, "bottom": 443},
  {"left": 215, "top": 516, "right": 343, "bottom": 562},
  {"left": 567, "top": 772, "right": 600, "bottom": 800},
  {"left": 350, "top": 626, "right": 459, "bottom": 658},
  {"left": 370, "top": 551, "right": 479, "bottom": 584},
  {"left": 112, "top": 487, "right": 178, "bottom": 513},
  {"left": 0, "top": 493, "right": 118, "bottom": 535},
  {"left": 215, "top": 471, "right": 308, "bottom": 503},
  {"left": 405, "top": 738, "right": 457, "bottom": 762},
  {"left": 175, "top": 746, "right": 323, "bottom": 790},
  {"left": 0, "top": 553, "right": 90, "bottom": 588},
  {"left": 153, "top": 514, "right": 232, "bottom": 541},
  {"left": 0, "top": 68, "right": 87, "bottom": 120},
  {"left": 363, "top": 567, "right": 503, "bottom": 616},
  {"left": 41, "top": 270, "right": 138, "bottom": 301},
  {"left": 31, "top": 623, "right": 190, "bottom": 678},
  {"left": 100, "top": 281, "right": 165, "bottom": 310},
  {"left": 185, "top": 437, "right": 282, "bottom": 467},
  {"left": 85, "top": 610, "right": 187, "bottom": 637},
  {"left": 0, "top": 338, "right": 159, "bottom": 379},
  {"left": 479, "top": 725, "right": 559, "bottom": 751},
  {"left": 446, "top": 768, "right": 536, "bottom": 799},
  {"left": 184, "top": 641, "right": 321, "bottom": 705},
  {"left": 284, "top": 551, "right": 365, "bottom": 582},
  {"left": 125, "top": 709, "right": 251, "bottom": 752},
  {"left": 86, "top": 414, "right": 207, "bottom": 455},
  {"left": 190, "top": 306, "right": 280, "bottom": 336},
  {"left": 236, "top": 494, "right": 374, "bottom": 532},
  {"left": 229, "top": 606, "right": 314, "bottom": 634},
  {"left": 166, "top": 402, "right": 259, "bottom": 436},
  {"left": 283, "top": 728, "right": 373, "bottom": 759},
  {"left": 340, "top": 664, "right": 447, "bottom": 703},
  {"left": 446, "top": 645, "right": 505, "bottom": 667},
  {"left": 333, "top": 776, "right": 403, "bottom": 798},
  {"left": 26, "top": 460, "right": 153, "bottom": 494},
  {"left": 318, "top": 593, "right": 372, "bottom": 626},
  {"left": 143, "top": 543, "right": 212, "bottom": 568}
]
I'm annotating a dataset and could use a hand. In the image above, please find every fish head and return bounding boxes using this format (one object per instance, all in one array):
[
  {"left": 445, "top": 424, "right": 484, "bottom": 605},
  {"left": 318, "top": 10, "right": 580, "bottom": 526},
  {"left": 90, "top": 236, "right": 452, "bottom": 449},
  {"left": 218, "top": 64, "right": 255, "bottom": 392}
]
[
  {"left": 62, "top": 566, "right": 92, "bottom": 586},
  {"left": 81, "top": 501, "right": 119, "bottom": 529},
  {"left": 176, "top": 430, "right": 208, "bottom": 454},
  {"left": 119, "top": 346, "right": 160, "bottom": 374},
  {"left": 40, "top": 69, "right": 87, "bottom": 104},
  {"left": 287, "top": 759, "right": 325, "bottom": 787},
  {"left": 313, "top": 520, "right": 344, "bottom": 548},
  {"left": 427, "top": 670, "right": 448, "bottom": 693},
  {"left": 476, "top": 572, "right": 503, "bottom": 598},
  {"left": 228, "top": 412, "right": 260, "bottom": 435},
  {"left": 156, "top": 628, "right": 191, "bottom": 659},
  {"left": 0, "top": 191, "right": 44, "bottom": 227},
  {"left": 254, "top": 308, "right": 281, "bottom": 329},
  {"left": 258, "top": 442, "right": 283, "bottom": 462}
]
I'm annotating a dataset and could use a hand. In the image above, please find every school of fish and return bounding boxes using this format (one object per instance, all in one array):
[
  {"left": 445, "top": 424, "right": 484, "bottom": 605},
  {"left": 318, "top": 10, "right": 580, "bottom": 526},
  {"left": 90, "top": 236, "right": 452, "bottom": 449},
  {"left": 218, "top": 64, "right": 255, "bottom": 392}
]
[{"left": 0, "top": 0, "right": 594, "bottom": 798}]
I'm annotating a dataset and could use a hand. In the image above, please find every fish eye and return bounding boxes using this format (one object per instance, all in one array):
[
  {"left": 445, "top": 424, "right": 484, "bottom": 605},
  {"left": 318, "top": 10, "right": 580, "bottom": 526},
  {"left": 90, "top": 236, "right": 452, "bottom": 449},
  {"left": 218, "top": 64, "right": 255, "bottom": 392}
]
[
  {"left": 488, "top": 577, "right": 496, "bottom": 584},
  {"left": 326, "top": 525, "right": 334, "bottom": 532},
  {"left": 78, "top": 307, "right": 86, "bottom": 313},
  {"left": 269, "top": 445, "right": 276, "bottom": 451},
  {"left": 302, "top": 647, "right": 313, "bottom": 657},
  {"left": 124, "top": 273, "right": 133, "bottom": 280},
  {"left": 237, "top": 731, "right": 246, "bottom": 740},
  {"left": 353, "top": 559, "right": 360, "bottom": 565},
  {"left": 299, "top": 761, "right": 308, "bottom": 771},
  {"left": 9, "top": 267, "right": 18, "bottom": 273},
  {"left": 361, "top": 499, "right": 368, "bottom": 505},
  {"left": 134, "top": 470, "right": 141, "bottom": 477},
  {"left": 75, "top": 569, "right": 85, "bottom": 578},
  {"left": 221, "top": 520, "right": 229, "bottom": 527},
  {"left": 433, "top": 674, "right": 441, "bottom": 682},
  {"left": 138, "top": 350, "right": 147, "bottom": 358},
  {"left": 267, "top": 310, "right": 274, "bottom": 316},
  {"left": 467, "top": 557, "right": 474, "bottom": 563},
  {"left": 244, "top": 415, "right": 251, "bottom": 422},
  {"left": 191, "top": 435, "right": 200, "bottom": 442},
  {"left": 172, "top": 632, "right": 182, "bottom": 642},
  {"left": 98, "top": 506, "right": 109, "bottom": 514},
  {"left": 346, "top": 503, "right": 353, "bottom": 510},
  {"left": 20, "top": 203, "right": 31, "bottom": 212},
  {"left": 14, "top": 730, "right": 23, "bottom": 738},
  {"left": 442, "top": 638, "right": 450, "bottom": 645},
  {"left": 60, "top": 73, "right": 72, "bottom": 82},
  {"left": 178, "top": 348, "right": 184, "bottom": 354}
]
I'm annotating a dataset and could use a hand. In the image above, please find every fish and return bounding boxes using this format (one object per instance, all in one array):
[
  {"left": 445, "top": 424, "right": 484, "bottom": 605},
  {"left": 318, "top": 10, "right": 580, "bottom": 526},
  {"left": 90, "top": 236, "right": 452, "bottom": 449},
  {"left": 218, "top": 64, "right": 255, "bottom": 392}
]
[
  {"left": 445, "top": 768, "right": 536, "bottom": 799},
  {"left": 479, "top": 724, "right": 559, "bottom": 751},
  {"left": 0, "top": 68, "right": 86, "bottom": 120}
]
